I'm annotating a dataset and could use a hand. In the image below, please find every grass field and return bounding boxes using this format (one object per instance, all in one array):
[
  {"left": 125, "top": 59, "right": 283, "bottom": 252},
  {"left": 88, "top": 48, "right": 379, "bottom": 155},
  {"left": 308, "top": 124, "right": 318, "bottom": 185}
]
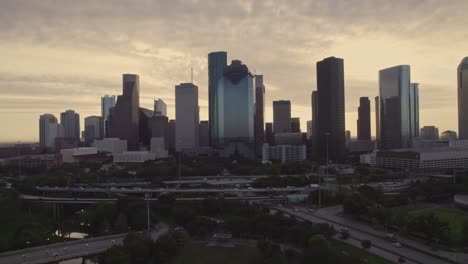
[
  {"left": 332, "top": 240, "right": 395, "bottom": 264},
  {"left": 170, "top": 243, "right": 260, "bottom": 264}
]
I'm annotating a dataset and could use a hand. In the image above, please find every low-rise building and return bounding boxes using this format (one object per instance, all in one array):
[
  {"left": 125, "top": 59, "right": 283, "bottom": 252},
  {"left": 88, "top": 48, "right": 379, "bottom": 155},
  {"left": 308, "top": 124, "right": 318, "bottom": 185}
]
[
  {"left": 150, "top": 137, "right": 168, "bottom": 158},
  {"left": 61, "top": 147, "right": 98, "bottom": 163},
  {"left": 113, "top": 151, "right": 156, "bottom": 163},
  {"left": 0, "top": 154, "right": 62, "bottom": 170},
  {"left": 262, "top": 143, "right": 306, "bottom": 163},
  {"left": 347, "top": 140, "right": 374, "bottom": 153},
  {"left": 360, "top": 152, "right": 377, "bottom": 167},
  {"left": 93, "top": 138, "right": 127, "bottom": 154}
]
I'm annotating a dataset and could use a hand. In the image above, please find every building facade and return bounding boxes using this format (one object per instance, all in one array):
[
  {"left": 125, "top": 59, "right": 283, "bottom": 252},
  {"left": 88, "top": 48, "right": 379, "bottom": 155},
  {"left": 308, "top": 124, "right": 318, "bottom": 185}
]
[
  {"left": 273, "top": 100, "right": 291, "bottom": 133},
  {"left": 109, "top": 74, "right": 140, "bottom": 150},
  {"left": 93, "top": 138, "right": 127, "bottom": 154},
  {"left": 291, "top": 117, "right": 301, "bottom": 133},
  {"left": 265, "top": 122, "right": 274, "bottom": 145},
  {"left": 420, "top": 126, "right": 439, "bottom": 140},
  {"left": 458, "top": 57, "right": 468, "bottom": 139},
  {"left": 441, "top": 130, "right": 457, "bottom": 141},
  {"left": 60, "top": 110, "right": 80, "bottom": 141},
  {"left": 357, "top": 97, "right": 371, "bottom": 140},
  {"left": 39, "top": 114, "right": 58, "bottom": 148},
  {"left": 208, "top": 51, "right": 228, "bottom": 147},
  {"left": 199, "top": 121, "right": 209, "bottom": 147},
  {"left": 254, "top": 75, "right": 265, "bottom": 157},
  {"left": 375, "top": 96, "right": 380, "bottom": 142},
  {"left": 175, "top": 83, "right": 199, "bottom": 151},
  {"left": 316, "top": 57, "right": 346, "bottom": 162},
  {"left": 154, "top": 98, "right": 167, "bottom": 116},
  {"left": 262, "top": 144, "right": 307, "bottom": 164},
  {"left": 101, "top": 95, "right": 116, "bottom": 137},
  {"left": 84, "top": 116, "right": 104, "bottom": 144}
]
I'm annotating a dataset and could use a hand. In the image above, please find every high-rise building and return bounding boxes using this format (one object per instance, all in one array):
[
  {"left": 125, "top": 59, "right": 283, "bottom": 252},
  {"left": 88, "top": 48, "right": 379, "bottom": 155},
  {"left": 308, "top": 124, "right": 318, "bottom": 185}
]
[
  {"left": 150, "top": 115, "right": 169, "bottom": 149},
  {"left": 291, "top": 117, "right": 301, "bottom": 133},
  {"left": 214, "top": 60, "right": 255, "bottom": 148},
  {"left": 139, "top": 108, "right": 153, "bottom": 147},
  {"left": 39, "top": 114, "right": 58, "bottom": 148},
  {"left": 46, "top": 123, "right": 64, "bottom": 149},
  {"left": 316, "top": 57, "right": 346, "bottom": 162},
  {"left": 254, "top": 75, "right": 265, "bottom": 157},
  {"left": 273, "top": 100, "right": 291, "bottom": 133},
  {"left": 84, "top": 116, "right": 104, "bottom": 144},
  {"left": 311, "top": 91, "right": 319, "bottom": 159},
  {"left": 441, "top": 130, "right": 457, "bottom": 141},
  {"left": 357, "top": 97, "right": 371, "bottom": 140},
  {"left": 420, "top": 126, "right": 439, "bottom": 140},
  {"left": 101, "top": 95, "right": 115, "bottom": 137},
  {"left": 154, "top": 98, "right": 167, "bottom": 116},
  {"left": 109, "top": 74, "right": 140, "bottom": 150},
  {"left": 458, "top": 57, "right": 468, "bottom": 139},
  {"left": 375, "top": 96, "right": 380, "bottom": 141},
  {"left": 167, "top": 120, "right": 176, "bottom": 154},
  {"left": 199, "top": 121, "right": 209, "bottom": 147},
  {"left": 379, "top": 65, "right": 419, "bottom": 149},
  {"left": 208, "top": 51, "right": 228, "bottom": 147},
  {"left": 306, "top": 120, "right": 313, "bottom": 140},
  {"left": 60, "top": 110, "right": 80, "bottom": 141},
  {"left": 265, "top": 122, "right": 274, "bottom": 145},
  {"left": 175, "top": 83, "right": 199, "bottom": 151}
]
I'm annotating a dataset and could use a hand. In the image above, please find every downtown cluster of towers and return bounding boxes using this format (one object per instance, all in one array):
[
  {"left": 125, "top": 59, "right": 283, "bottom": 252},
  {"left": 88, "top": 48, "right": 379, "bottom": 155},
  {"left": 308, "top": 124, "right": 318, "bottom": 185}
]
[{"left": 38, "top": 53, "right": 468, "bottom": 162}]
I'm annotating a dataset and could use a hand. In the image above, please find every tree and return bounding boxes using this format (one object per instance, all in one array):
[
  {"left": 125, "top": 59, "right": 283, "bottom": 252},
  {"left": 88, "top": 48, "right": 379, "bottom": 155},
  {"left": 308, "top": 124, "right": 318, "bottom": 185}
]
[
  {"left": 361, "top": 239, "right": 372, "bottom": 249},
  {"left": 153, "top": 232, "right": 179, "bottom": 263},
  {"left": 114, "top": 213, "right": 128, "bottom": 233},
  {"left": 340, "top": 229, "right": 350, "bottom": 240},
  {"left": 306, "top": 234, "right": 331, "bottom": 257},
  {"left": 100, "top": 245, "right": 131, "bottom": 264},
  {"left": 123, "top": 232, "right": 152, "bottom": 264}
]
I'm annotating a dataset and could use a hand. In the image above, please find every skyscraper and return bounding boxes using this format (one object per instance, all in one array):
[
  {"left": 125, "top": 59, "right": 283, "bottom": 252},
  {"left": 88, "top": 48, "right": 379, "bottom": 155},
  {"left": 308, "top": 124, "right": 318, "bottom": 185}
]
[
  {"left": 199, "top": 121, "right": 209, "bottom": 147},
  {"left": 60, "top": 110, "right": 80, "bottom": 141},
  {"left": 291, "top": 117, "right": 301, "bottom": 133},
  {"left": 150, "top": 115, "right": 169, "bottom": 149},
  {"left": 311, "top": 91, "right": 319, "bottom": 159},
  {"left": 175, "top": 83, "right": 199, "bottom": 151},
  {"left": 39, "top": 114, "right": 58, "bottom": 148},
  {"left": 254, "top": 75, "right": 265, "bottom": 157},
  {"left": 375, "top": 96, "right": 380, "bottom": 141},
  {"left": 208, "top": 51, "right": 228, "bottom": 146},
  {"left": 420, "top": 126, "right": 439, "bottom": 140},
  {"left": 379, "top": 65, "right": 418, "bottom": 149},
  {"left": 316, "top": 57, "right": 346, "bottom": 162},
  {"left": 139, "top": 107, "right": 153, "bottom": 147},
  {"left": 306, "top": 120, "right": 313, "bottom": 140},
  {"left": 458, "top": 57, "right": 468, "bottom": 139},
  {"left": 154, "top": 98, "right": 167, "bottom": 116},
  {"left": 273, "top": 100, "right": 291, "bottom": 133},
  {"left": 357, "top": 97, "right": 371, "bottom": 140},
  {"left": 101, "top": 95, "right": 115, "bottom": 137},
  {"left": 265, "top": 122, "right": 273, "bottom": 145},
  {"left": 84, "top": 116, "right": 104, "bottom": 144},
  {"left": 212, "top": 60, "right": 255, "bottom": 147},
  {"left": 167, "top": 119, "right": 176, "bottom": 154}
]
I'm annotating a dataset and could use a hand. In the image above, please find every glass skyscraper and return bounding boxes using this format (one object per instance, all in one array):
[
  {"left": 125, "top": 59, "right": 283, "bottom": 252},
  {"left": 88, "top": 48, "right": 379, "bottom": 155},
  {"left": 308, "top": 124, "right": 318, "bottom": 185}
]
[
  {"left": 458, "top": 57, "right": 468, "bottom": 139},
  {"left": 208, "top": 51, "right": 227, "bottom": 146},
  {"left": 379, "top": 65, "right": 419, "bottom": 149}
]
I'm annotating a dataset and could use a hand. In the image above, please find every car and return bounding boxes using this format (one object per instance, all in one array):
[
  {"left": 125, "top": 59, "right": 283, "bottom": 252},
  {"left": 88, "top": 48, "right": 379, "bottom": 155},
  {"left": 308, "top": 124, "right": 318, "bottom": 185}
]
[
  {"left": 293, "top": 209, "right": 299, "bottom": 212},
  {"left": 386, "top": 233, "right": 398, "bottom": 241},
  {"left": 203, "top": 178, "right": 208, "bottom": 181},
  {"left": 308, "top": 209, "right": 315, "bottom": 213},
  {"left": 392, "top": 242, "right": 402, "bottom": 248}
]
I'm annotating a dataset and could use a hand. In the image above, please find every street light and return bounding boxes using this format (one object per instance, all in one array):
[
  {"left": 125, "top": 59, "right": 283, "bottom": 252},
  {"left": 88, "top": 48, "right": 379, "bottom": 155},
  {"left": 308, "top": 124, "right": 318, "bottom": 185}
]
[
  {"left": 177, "top": 140, "right": 183, "bottom": 189},
  {"left": 145, "top": 193, "right": 150, "bottom": 231}
]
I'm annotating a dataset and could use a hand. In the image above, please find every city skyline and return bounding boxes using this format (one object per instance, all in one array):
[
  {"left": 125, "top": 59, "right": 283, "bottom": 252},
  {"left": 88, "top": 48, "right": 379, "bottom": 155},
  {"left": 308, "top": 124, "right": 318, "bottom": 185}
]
[{"left": 1, "top": 1, "right": 468, "bottom": 142}]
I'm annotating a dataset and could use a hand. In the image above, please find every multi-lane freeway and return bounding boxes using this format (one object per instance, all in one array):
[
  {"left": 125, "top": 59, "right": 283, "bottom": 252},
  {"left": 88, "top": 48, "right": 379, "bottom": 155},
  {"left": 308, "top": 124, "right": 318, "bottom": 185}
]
[{"left": 0, "top": 224, "right": 168, "bottom": 264}]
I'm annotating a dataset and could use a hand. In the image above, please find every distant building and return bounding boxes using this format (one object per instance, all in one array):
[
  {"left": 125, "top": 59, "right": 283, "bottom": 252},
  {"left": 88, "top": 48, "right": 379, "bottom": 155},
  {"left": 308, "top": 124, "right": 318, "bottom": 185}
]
[
  {"left": 54, "top": 137, "right": 79, "bottom": 151},
  {"left": 375, "top": 96, "right": 380, "bottom": 141},
  {"left": 0, "top": 154, "right": 62, "bottom": 170},
  {"left": 357, "top": 97, "right": 371, "bottom": 140},
  {"left": 311, "top": 91, "right": 319, "bottom": 159},
  {"left": 347, "top": 140, "right": 374, "bottom": 153},
  {"left": 360, "top": 152, "right": 377, "bottom": 167},
  {"left": 411, "top": 139, "right": 448, "bottom": 149},
  {"left": 61, "top": 147, "right": 98, "bottom": 163},
  {"left": 60, "top": 110, "right": 80, "bottom": 141},
  {"left": 150, "top": 138, "right": 168, "bottom": 158},
  {"left": 176, "top": 83, "right": 199, "bottom": 151},
  {"left": 291, "top": 117, "right": 301, "bottom": 133},
  {"left": 154, "top": 98, "right": 167, "bottom": 116},
  {"left": 39, "top": 114, "right": 58, "bottom": 149},
  {"left": 262, "top": 144, "right": 307, "bottom": 164},
  {"left": 46, "top": 123, "right": 64, "bottom": 150},
  {"left": 458, "top": 57, "right": 468, "bottom": 139},
  {"left": 139, "top": 108, "right": 154, "bottom": 148},
  {"left": 265, "top": 122, "right": 274, "bottom": 145},
  {"left": 306, "top": 120, "right": 313, "bottom": 140},
  {"left": 441, "top": 130, "right": 457, "bottom": 141},
  {"left": 113, "top": 151, "right": 156, "bottom": 163},
  {"left": 346, "top": 130, "right": 351, "bottom": 144},
  {"left": 150, "top": 115, "right": 169, "bottom": 150},
  {"left": 109, "top": 74, "right": 140, "bottom": 150},
  {"left": 167, "top": 120, "right": 176, "bottom": 154},
  {"left": 273, "top": 100, "right": 291, "bottom": 133},
  {"left": 254, "top": 75, "right": 265, "bottom": 158},
  {"left": 316, "top": 57, "right": 346, "bottom": 162},
  {"left": 101, "top": 95, "right": 116, "bottom": 137},
  {"left": 84, "top": 116, "right": 104, "bottom": 144},
  {"left": 420, "top": 126, "right": 439, "bottom": 140},
  {"left": 274, "top": 133, "right": 304, "bottom": 146},
  {"left": 199, "top": 121, "right": 209, "bottom": 147},
  {"left": 93, "top": 138, "right": 127, "bottom": 154},
  {"left": 208, "top": 51, "right": 228, "bottom": 147}
]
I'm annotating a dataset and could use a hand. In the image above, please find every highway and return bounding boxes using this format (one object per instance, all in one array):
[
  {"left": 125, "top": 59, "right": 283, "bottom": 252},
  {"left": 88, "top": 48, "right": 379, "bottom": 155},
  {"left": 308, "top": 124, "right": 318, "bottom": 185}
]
[
  {"left": 0, "top": 224, "right": 168, "bottom": 264},
  {"left": 275, "top": 206, "right": 453, "bottom": 264}
]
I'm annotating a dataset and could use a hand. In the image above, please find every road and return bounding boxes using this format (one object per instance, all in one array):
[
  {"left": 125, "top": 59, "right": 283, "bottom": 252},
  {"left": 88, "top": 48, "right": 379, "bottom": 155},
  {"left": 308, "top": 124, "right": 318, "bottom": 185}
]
[
  {"left": 275, "top": 206, "right": 453, "bottom": 264},
  {"left": 0, "top": 224, "right": 169, "bottom": 264}
]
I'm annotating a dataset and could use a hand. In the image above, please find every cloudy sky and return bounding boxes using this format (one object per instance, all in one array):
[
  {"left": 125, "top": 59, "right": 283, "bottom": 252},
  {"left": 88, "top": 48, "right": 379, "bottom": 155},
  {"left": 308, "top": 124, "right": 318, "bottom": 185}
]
[{"left": 0, "top": 0, "right": 466, "bottom": 142}]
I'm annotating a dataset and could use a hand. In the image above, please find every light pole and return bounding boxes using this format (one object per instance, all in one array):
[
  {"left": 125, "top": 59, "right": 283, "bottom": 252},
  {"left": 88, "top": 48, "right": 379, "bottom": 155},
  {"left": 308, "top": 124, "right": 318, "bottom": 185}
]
[
  {"left": 177, "top": 140, "right": 182, "bottom": 189},
  {"left": 145, "top": 193, "right": 150, "bottom": 231}
]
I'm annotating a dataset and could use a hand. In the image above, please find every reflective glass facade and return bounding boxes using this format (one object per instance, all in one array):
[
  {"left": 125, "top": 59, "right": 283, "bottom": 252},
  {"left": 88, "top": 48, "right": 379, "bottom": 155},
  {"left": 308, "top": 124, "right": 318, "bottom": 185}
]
[
  {"left": 458, "top": 57, "right": 468, "bottom": 139},
  {"left": 208, "top": 51, "right": 227, "bottom": 146}
]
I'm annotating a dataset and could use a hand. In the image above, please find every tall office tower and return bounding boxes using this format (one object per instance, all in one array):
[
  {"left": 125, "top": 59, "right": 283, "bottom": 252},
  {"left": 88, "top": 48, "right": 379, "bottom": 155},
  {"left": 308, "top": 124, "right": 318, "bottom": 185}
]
[
  {"left": 60, "top": 110, "right": 80, "bottom": 141},
  {"left": 265, "top": 122, "right": 274, "bottom": 144},
  {"left": 306, "top": 120, "right": 313, "bottom": 139},
  {"left": 175, "top": 83, "right": 199, "bottom": 151},
  {"left": 379, "top": 65, "right": 417, "bottom": 149},
  {"left": 410, "top": 83, "right": 420, "bottom": 138},
  {"left": 109, "top": 74, "right": 140, "bottom": 150},
  {"left": 357, "top": 97, "right": 371, "bottom": 140},
  {"left": 375, "top": 96, "right": 380, "bottom": 141},
  {"left": 167, "top": 120, "right": 176, "bottom": 154},
  {"left": 291, "top": 117, "right": 301, "bottom": 133},
  {"left": 84, "top": 116, "right": 104, "bottom": 144},
  {"left": 311, "top": 91, "right": 319, "bottom": 159},
  {"left": 101, "top": 95, "right": 115, "bottom": 137},
  {"left": 39, "top": 114, "right": 58, "bottom": 148},
  {"left": 458, "top": 57, "right": 468, "bottom": 139},
  {"left": 254, "top": 75, "right": 265, "bottom": 157},
  {"left": 420, "top": 126, "right": 439, "bottom": 140},
  {"left": 199, "top": 121, "right": 209, "bottom": 147},
  {"left": 150, "top": 115, "right": 169, "bottom": 149},
  {"left": 273, "top": 100, "right": 291, "bottom": 133},
  {"left": 46, "top": 123, "right": 64, "bottom": 149},
  {"left": 214, "top": 60, "right": 255, "bottom": 147},
  {"left": 208, "top": 51, "right": 228, "bottom": 146},
  {"left": 154, "top": 98, "right": 167, "bottom": 116},
  {"left": 316, "top": 57, "right": 346, "bottom": 162},
  {"left": 345, "top": 130, "right": 351, "bottom": 144},
  {"left": 139, "top": 108, "right": 153, "bottom": 147},
  {"left": 440, "top": 130, "right": 457, "bottom": 141}
]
